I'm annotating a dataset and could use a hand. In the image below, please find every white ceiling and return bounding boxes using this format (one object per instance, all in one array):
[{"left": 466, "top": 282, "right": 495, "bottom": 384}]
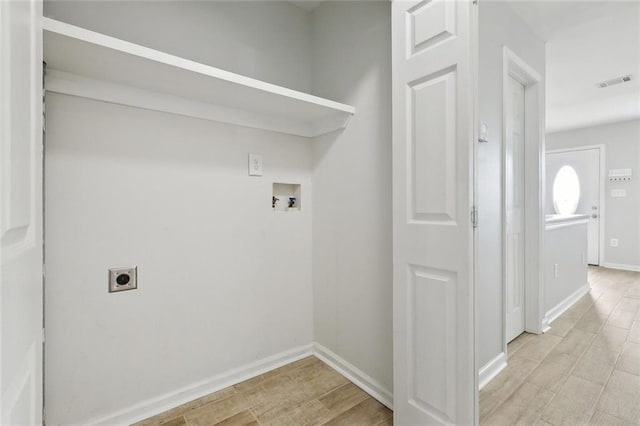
[
  {"left": 288, "top": 1, "right": 639, "bottom": 132},
  {"left": 288, "top": 0, "right": 324, "bottom": 12},
  {"left": 507, "top": 1, "right": 640, "bottom": 133},
  {"left": 288, "top": 0, "right": 386, "bottom": 13}
]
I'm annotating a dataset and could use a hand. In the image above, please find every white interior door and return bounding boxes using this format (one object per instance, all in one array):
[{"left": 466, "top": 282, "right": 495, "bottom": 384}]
[
  {"left": 392, "top": 0, "right": 476, "bottom": 424},
  {"left": 546, "top": 148, "right": 601, "bottom": 265},
  {"left": 0, "top": 1, "right": 44, "bottom": 424},
  {"left": 505, "top": 76, "right": 525, "bottom": 343}
]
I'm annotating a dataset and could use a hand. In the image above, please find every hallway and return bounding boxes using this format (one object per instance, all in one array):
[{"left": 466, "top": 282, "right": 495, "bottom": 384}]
[{"left": 480, "top": 266, "right": 640, "bottom": 425}]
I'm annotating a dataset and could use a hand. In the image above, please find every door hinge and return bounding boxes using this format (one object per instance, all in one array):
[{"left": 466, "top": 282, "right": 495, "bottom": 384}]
[
  {"left": 471, "top": 207, "right": 478, "bottom": 229},
  {"left": 42, "top": 328, "right": 46, "bottom": 343}
]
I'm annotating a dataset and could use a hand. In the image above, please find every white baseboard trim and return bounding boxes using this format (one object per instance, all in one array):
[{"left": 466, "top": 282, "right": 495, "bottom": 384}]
[
  {"left": 83, "top": 342, "right": 395, "bottom": 425},
  {"left": 478, "top": 352, "right": 507, "bottom": 390},
  {"left": 544, "top": 282, "right": 590, "bottom": 327},
  {"left": 312, "top": 342, "right": 394, "bottom": 410},
  {"left": 87, "top": 344, "right": 314, "bottom": 426},
  {"left": 602, "top": 262, "right": 640, "bottom": 272},
  {"left": 541, "top": 317, "right": 551, "bottom": 334}
]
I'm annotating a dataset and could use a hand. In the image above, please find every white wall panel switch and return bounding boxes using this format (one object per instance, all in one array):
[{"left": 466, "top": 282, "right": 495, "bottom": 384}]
[
  {"left": 248, "top": 153, "right": 263, "bottom": 176},
  {"left": 611, "top": 189, "right": 626, "bottom": 197}
]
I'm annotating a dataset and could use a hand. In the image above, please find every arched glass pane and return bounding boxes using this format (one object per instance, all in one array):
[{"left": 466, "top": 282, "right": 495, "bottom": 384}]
[{"left": 553, "top": 165, "right": 581, "bottom": 215}]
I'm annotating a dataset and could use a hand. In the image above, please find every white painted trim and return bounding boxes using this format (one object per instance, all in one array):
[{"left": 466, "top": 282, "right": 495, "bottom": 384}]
[
  {"left": 541, "top": 317, "right": 551, "bottom": 334},
  {"left": 78, "top": 342, "right": 395, "bottom": 425},
  {"left": 544, "top": 282, "right": 590, "bottom": 326},
  {"left": 502, "top": 46, "right": 546, "bottom": 349},
  {"left": 546, "top": 145, "right": 606, "bottom": 266},
  {"left": 45, "top": 70, "right": 350, "bottom": 139},
  {"left": 85, "top": 344, "right": 314, "bottom": 426},
  {"left": 545, "top": 216, "right": 589, "bottom": 231},
  {"left": 602, "top": 263, "right": 640, "bottom": 272},
  {"left": 472, "top": 0, "right": 481, "bottom": 420},
  {"left": 313, "top": 343, "right": 394, "bottom": 410},
  {"left": 478, "top": 352, "right": 507, "bottom": 390}
]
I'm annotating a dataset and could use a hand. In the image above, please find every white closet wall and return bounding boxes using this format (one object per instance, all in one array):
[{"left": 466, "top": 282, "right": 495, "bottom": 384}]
[
  {"left": 44, "top": 2, "right": 314, "bottom": 424},
  {"left": 311, "top": 1, "right": 393, "bottom": 397},
  {"left": 44, "top": 1, "right": 393, "bottom": 424}
]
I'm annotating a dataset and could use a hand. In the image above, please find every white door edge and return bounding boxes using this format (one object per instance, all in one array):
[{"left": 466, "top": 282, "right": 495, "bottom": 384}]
[{"left": 0, "top": 0, "right": 44, "bottom": 424}]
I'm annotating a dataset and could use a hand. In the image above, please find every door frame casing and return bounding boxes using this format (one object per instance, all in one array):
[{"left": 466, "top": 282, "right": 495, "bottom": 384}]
[
  {"left": 546, "top": 145, "right": 606, "bottom": 267},
  {"left": 502, "top": 47, "right": 545, "bottom": 353}
]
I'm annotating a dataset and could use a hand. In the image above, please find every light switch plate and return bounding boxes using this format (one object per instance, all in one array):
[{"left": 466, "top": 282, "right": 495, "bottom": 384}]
[
  {"left": 109, "top": 266, "right": 137, "bottom": 293},
  {"left": 248, "top": 153, "right": 263, "bottom": 176},
  {"left": 611, "top": 189, "right": 626, "bottom": 197}
]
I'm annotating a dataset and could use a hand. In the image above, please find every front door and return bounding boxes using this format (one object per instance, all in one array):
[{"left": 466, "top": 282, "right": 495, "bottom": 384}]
[
  {"left": 0, "top": 1, "right": 44, "bottom": 424},
  {"left": 546, "top": 148, "right": 601, "bottom": 265},
  {"left": 392, "top": 0, "right": 477, "bottom": 424}
]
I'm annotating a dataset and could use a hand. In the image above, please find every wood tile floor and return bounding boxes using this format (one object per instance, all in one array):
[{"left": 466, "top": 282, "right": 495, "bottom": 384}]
[
  {"left": 135, "top": 356, "right": 393, "bottom": 426},
  {"left": 481, "top": 266, "right": 640, "bottom": 426}
]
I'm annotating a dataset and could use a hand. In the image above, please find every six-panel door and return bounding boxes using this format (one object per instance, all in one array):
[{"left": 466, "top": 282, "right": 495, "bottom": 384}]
[{"left": 392, "top": 0, "right": 476, "bottom": 424}]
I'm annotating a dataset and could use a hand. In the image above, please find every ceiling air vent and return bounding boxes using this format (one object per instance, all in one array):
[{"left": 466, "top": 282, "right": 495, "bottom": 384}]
[{"left": 597, "top": 75, "right": 633, "bottom": 88}]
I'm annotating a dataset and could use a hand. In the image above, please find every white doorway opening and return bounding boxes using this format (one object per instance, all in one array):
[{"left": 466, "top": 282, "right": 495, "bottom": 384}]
[
  {"left": 505, "top": 75, "right": 526, "bottom": 342},
  {"left": 502, "top": 47, "right": 545, "bottom": 351}
]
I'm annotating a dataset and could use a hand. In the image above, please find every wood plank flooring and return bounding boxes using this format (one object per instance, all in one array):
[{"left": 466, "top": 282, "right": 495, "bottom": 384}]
[
  {"left": 136, "top": 266, "right": 639, "bottom": 426},
  {"left": 481, "top": 266, "right": 640, "bottom": 425},
  {"left": 135, "top": 357, "right": 392, "bottom": 426}
]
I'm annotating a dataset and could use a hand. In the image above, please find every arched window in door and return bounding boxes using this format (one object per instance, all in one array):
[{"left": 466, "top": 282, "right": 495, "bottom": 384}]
[{"left": 553, "top": 165, "right": 581, "bottom": 215}]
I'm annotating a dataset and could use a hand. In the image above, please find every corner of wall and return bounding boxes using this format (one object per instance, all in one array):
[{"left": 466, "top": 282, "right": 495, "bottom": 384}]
[{"left": 478, "top": 352, "right": 507, "bottom": 390}]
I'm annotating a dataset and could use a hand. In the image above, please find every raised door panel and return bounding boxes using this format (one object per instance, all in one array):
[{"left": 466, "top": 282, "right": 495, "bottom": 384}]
[
  {"left": 407, "top": 266, "right": 456, "bottom": 423},
  {"left": 408, "top": 68, "right": 457, "bottom": 224},
  {"left": 408, "top": 0, "right": 456, "bottom": 56}
]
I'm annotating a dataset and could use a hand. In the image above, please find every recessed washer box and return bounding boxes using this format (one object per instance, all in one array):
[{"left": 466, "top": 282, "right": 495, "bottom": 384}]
[
  {"left": 272, "top": 183, "right": 301, "bottom": 212},
  {"left": 108, "top": 266, "right": 137, "bottom": 293}
]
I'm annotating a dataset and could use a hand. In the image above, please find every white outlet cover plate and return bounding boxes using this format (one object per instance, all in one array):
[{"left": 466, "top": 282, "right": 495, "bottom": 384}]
[
  {"left": 248, "top": 153, "right": 263, "bottom": 176},
  {"left": 611, "top": 189, "right": 627, "bottom": 197}
]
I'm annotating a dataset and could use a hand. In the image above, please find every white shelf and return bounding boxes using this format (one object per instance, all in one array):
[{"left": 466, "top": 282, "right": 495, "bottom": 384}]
[{"left": 43, "top": 18, "right": 355, "bottom": 138}]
